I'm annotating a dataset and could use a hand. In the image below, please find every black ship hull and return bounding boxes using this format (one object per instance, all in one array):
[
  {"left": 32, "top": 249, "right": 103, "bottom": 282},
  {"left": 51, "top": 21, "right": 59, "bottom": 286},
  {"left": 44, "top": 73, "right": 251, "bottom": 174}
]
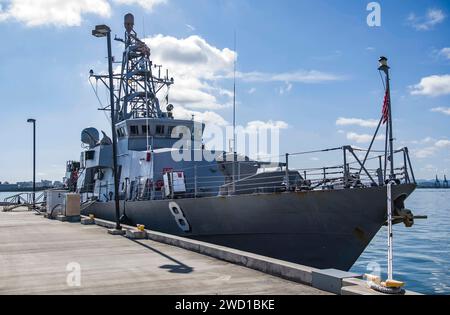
[{"left": 83, "top": 184, "right": 416, "bottom": 271}]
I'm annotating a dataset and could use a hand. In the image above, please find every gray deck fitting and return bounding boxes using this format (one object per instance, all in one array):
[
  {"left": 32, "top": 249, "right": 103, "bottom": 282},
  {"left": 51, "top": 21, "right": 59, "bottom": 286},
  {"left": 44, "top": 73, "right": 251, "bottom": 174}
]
[
  {"left": 107, "top": 228, "right": 126, "bottom": 236},
  {"left": 125, "top": 229, "right": 147, "bottom": 240},
  {"left": 80, "top": 217, "right": 95, "bottom": 225},
  {"left": 56, "top": 215, "right": 81, "bottom": 223}
]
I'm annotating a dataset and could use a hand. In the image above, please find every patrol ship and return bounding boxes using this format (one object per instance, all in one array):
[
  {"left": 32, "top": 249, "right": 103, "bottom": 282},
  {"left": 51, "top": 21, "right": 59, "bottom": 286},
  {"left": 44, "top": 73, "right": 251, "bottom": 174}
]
[{"left": 69, "top": 14, "right": 418, "bottom": 271}]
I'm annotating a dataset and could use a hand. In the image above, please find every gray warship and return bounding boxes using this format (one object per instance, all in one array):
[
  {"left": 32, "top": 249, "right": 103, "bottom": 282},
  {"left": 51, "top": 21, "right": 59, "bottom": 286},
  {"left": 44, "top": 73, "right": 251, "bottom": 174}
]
[{"left": 69, "top": 14, "right": 419, "bottom": 271}]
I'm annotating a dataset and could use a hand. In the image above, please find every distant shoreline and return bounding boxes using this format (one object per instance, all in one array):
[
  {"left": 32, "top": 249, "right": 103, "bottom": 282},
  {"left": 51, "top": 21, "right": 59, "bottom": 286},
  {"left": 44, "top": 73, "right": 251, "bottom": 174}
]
[
  {"left": 0, "top": 187, "right": 54, "bottom": 193},
  {"left": 1, "top": 187, "right": 448, "bottom": 194}
]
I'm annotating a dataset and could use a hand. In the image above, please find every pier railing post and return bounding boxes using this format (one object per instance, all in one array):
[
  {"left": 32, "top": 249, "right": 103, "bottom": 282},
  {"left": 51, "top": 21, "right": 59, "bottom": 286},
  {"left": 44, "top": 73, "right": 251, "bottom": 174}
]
[
  {"left": 238, "top": 161, "right": 241, "bottom": 181},
  {"left": 171, "top": 172, "right": 174, "bottom": 200},
  {"left": 285, "top": 153, "right": 290, "bottom": 191},
  {"left": 323, "top": 167, "right": 326, "bottom": 189},
  {"left": 404, "top": 147, "right": 416, "bottom": 184},
  {"left": 343, "top": 146, "right": 348, "bottom": 188},
  {"left": 378, "top": 156, "right": 383, "bottom": 186},
  {"left": 402, "top": 148, "right": 410, "bottom": 184},
  {"left": 194, "top": 165, "right": 197, "bottom": 199}
]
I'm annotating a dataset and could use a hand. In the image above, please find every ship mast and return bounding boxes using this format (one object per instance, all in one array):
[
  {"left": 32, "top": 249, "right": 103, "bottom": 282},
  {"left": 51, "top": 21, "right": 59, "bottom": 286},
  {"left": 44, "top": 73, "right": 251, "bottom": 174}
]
[{"left": 90, "top": 14, "right": 175, "bottom": 122}]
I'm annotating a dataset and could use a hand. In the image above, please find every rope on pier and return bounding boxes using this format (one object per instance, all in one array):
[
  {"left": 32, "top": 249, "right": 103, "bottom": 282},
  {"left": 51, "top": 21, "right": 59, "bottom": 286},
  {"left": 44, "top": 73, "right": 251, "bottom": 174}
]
[{"left": 368, "top": 282, "right": 406, "bottom": 295}]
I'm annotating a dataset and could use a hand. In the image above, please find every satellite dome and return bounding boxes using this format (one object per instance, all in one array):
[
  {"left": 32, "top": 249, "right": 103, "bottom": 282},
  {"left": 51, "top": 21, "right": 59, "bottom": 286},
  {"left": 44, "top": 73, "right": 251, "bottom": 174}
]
[{"left": 81, "top": 128, "right": 100, "bottom": 148}]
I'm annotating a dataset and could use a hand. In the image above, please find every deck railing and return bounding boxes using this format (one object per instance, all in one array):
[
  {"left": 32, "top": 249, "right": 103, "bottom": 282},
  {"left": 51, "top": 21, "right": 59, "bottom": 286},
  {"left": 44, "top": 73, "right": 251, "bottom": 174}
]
[{"left": 77, "top": 145, "right": 415, "bottom": 202}]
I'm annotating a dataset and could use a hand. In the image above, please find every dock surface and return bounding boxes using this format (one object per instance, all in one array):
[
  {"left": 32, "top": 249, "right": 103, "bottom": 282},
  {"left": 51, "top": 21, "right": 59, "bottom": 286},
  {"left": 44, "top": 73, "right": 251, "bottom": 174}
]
[{"left": 0, "top": 209, "right": 329, "bottom": 295}]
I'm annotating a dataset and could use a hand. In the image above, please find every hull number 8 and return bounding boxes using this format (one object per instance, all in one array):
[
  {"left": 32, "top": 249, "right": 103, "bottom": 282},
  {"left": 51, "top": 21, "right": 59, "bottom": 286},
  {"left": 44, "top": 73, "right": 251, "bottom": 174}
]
[{"left": 168, "top": 202, "right": 191, "bottom": 233}]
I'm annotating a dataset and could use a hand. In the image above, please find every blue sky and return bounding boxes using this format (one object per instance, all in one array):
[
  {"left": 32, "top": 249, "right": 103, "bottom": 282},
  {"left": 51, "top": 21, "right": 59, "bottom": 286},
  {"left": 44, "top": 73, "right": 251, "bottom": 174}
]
[{"left": 0, "top": 0, "right": 449, "bottom": 182}]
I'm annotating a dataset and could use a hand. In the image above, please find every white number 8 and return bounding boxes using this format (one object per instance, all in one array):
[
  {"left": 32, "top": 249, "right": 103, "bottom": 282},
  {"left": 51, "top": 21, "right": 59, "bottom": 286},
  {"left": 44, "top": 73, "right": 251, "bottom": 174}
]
[{"left": 168, "top": 202, "right": 191, "bottom": 233}]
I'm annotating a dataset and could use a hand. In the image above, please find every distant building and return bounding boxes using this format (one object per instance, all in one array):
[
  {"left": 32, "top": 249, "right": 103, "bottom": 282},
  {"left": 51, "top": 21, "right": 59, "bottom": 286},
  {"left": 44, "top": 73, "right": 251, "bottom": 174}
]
[
  {"left": 0, "top": 183, "right": 19, "bottom": 192},
  {"left": 16, "top": 180, "right": 55, "bottom": 189},
  {"left": 17, "top": 181, "right": 33, "bottom": 189},
  {"left": 37, "top": 180, "right": 52, "bottom": 188},
  {"left": 53, "top": 181, "right": 64, "bottom": 188}
]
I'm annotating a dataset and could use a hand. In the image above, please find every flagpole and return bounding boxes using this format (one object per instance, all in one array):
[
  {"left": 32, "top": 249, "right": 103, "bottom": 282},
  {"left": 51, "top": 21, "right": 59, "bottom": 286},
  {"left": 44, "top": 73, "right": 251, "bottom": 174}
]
[
  {"left": 386, "top": 73, "right": 394, "bottom": 180},
  {"left": 379, "top": 57, "right": 395, "bottom": 180},
  {"left": 380, "top": 57, "right": 396, "bottom": 283},
  {"left": 379, "top": 56, "right": 394, "bottom": 181},
  {"left": 232, "top": 31, "right": 237, "bottom": 194}
]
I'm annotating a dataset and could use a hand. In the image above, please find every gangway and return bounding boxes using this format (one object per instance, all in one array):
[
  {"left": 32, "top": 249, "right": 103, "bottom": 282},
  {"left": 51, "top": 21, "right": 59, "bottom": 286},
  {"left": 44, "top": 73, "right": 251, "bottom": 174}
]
[{"left": 2, "top": 192, "right": 46, "bottom": 212}]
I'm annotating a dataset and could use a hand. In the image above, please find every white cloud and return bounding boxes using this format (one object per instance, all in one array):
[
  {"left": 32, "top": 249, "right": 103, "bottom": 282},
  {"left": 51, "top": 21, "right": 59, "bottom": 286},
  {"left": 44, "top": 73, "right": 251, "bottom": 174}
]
[
  {"left": 279, "top": 82, "right": 293, "bottom": 95},
  {"left": 422, "top": 137, "right": 436, "bottom": 144},
  {"left": 414, "top": 147, "right": 437, "bottom": 159},
  {"left": 114, "top": 0, "right": 167, "bottom": 11},
  {"left": 236, "top": 70, "right": 344, "bottom": 83},
  {"left": 439, "top": 48, "right": 450, "bottom": 59},
  {"left": 336, "top": 117, "right": 379, "bottom": 128},
  {"left": 244, "top": 120, "right": 289, "bottom": 134},
  {"left": 248, "top": 88, "right": 256, "bottom": 94},
  {"left": 410, "top": 75, "right": 450, "bottom": 97},
  {"left": 407, "top": 9, "right": 446, "bottom": 31},
  {"left": 435, "top": 140, "right": 450, "bottom": 148},
  {"left": 431, "top": 107, "right": 450, "bottom": 116},
  {"left": 144, "top": 34, "right": 236, "bottom": 111},
  {"left": 145, "top": 34, "right": 343, "bottom": 112},
  {"left": 185, "top": 24, "right": 195, "bottom": 31},
  {"left": 413, "top": 139, "right": 450, "bottom": 158},
  {"left": 0, "top": 0, "right": 111, "bottom": 27},
  {"left": 173, "top": 106, "right": 228, "bottom": 126},
  {"left": 0, "top": 0, "right": 167, "bottom": 27},
  {"left": 346, "top": 132, "right": 384, "bottom": 144}
]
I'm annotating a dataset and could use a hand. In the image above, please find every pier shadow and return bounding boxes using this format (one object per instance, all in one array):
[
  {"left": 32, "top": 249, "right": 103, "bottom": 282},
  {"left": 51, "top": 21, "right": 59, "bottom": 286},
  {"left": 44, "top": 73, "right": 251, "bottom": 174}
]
[{"left": 130, "top": 239, "right": 194, "bottom": 274}]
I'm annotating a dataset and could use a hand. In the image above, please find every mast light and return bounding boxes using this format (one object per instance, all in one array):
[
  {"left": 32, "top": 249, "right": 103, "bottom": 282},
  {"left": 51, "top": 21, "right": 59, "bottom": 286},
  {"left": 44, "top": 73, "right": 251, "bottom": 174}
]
[
  {"left": 92, "top": 25, "right": 111, "bottom": 38},
  {"left": 378, "top": 56, "right": 388, "bottom": 67}
]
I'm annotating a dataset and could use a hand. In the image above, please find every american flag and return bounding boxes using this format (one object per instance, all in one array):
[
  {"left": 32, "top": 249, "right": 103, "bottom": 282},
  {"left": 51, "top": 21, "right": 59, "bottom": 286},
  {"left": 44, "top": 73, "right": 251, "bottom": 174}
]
[{"left": 382, "top": 89, "right": 390, "bottom": 124}]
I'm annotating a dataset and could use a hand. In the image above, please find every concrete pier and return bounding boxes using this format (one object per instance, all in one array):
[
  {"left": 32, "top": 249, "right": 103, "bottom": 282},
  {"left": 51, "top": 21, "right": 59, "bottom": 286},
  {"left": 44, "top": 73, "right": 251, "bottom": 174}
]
[
  {"left": 0, "top": 209, "right": 328, "bottom": 295},
  {"left": 0, "top": 208, "right": 420, "bottom": 295}
]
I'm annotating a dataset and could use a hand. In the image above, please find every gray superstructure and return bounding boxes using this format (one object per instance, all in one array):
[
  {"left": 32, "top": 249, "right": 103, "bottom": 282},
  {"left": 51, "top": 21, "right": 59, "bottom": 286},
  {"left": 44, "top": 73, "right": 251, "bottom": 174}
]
[{"left": 72, "top": 14, "right": 419, "bottom": 271}]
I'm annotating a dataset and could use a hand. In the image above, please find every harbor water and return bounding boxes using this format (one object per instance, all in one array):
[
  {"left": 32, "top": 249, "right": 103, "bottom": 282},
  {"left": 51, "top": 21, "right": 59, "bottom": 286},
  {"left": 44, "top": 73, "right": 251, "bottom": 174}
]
[
  {"left": 1, "top": 189, "right": 448, "bottom": 294},
  {"left": 0, "top": 191, "right": 27, "bottom": 201},
  {"left": 351, "top": 189, "right": 450, "bottom": 295}
]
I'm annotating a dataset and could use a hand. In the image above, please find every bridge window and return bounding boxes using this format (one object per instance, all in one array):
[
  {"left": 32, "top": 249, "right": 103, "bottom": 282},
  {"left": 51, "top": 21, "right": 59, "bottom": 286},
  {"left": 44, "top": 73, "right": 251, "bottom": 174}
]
[
  {"left": 168, "top": 126, "right": 175, "bottom": 138},
  {"left": 171, "top": 126, "right": 190, "bottom": 139},
  {"left": 117, "top": 128, "right": 125, "bottom": 138},
  {"left": 130, "top": 125, "right": 139, "bottom": 136},
  {"left": 156, "top": 125, "right": 165, "bottom": 135},
  {"left": 142, "top": 125, "right": 149, "bottom": 135}
]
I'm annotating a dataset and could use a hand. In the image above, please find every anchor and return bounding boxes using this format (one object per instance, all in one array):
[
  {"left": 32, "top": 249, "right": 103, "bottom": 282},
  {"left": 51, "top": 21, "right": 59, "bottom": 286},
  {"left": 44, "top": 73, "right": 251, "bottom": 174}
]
[{"left": 383, "top": 194, "right": 427, "bottom": 228}]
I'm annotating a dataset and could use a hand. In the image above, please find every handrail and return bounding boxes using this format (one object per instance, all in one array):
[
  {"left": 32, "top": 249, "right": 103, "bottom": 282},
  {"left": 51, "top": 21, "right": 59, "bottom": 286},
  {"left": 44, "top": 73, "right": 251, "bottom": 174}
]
[
  {"left": 2, "top": 192, "right": 46, "bottom": 212},
  {"left": 75, "top": 145, "right": 415, "bottom": 203}
]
